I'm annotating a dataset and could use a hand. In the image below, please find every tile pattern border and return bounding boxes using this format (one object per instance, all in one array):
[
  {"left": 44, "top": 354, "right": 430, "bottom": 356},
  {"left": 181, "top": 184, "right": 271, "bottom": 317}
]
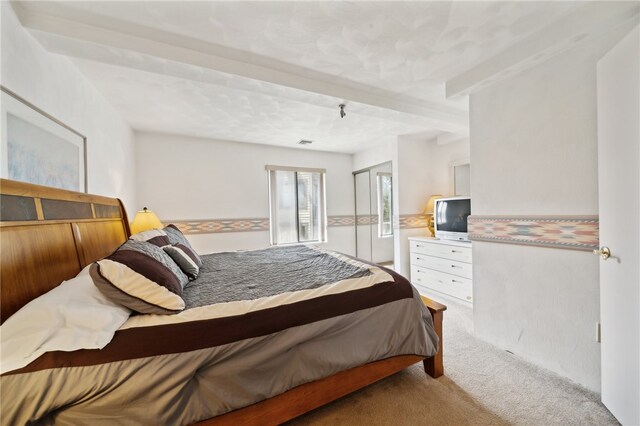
[
  {"left": 170, "top": 219, "right": 270, "bottom": 234},
  {"left": 169, "top": 215, "right": 357, "bottom": 235},
  {"left": 328, "top": 215, "right": 356, "bottom": 227},
  {"left": 398, "top": 214, "right": 430, "bottom": 229},
  {"left": 468, "top": 215, "right": 599, "bottom": 251},
  {"left": 356, "top": 215, "right": 379, "bottom": 226}
]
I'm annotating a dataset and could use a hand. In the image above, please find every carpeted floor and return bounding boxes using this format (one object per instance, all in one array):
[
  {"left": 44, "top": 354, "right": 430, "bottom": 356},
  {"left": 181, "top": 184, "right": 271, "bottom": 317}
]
[{"left": 291, "top": 298, "right": 619, "bottom": 425}]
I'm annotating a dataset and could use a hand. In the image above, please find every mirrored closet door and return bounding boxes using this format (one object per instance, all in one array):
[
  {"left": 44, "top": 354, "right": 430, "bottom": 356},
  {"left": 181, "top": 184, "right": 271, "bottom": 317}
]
[
  {"left": 354, "top": 170, "right": 372, "bottom": 261},
  {"left": 353, "top": 162, "right": 394, "bottom": 267}
]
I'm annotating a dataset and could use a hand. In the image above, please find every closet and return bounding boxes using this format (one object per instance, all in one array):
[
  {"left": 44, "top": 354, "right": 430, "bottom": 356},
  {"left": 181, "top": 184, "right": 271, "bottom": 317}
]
[{"left": 353, "top": 162, "right": 394, "bottom": 266}]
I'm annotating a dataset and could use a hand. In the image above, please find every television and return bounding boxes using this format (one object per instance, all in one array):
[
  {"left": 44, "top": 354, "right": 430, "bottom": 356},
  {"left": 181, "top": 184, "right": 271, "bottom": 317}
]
[{"left": 434, "top": 196, "right": 471, "bottom": 242}]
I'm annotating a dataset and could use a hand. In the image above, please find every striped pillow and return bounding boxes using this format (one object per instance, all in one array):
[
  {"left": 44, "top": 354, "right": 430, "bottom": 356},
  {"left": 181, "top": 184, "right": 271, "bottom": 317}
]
[
  {"left": 129, "top": 229, "right": 170, "bottom": 247},
  {"left": 90, "top": 240, "right": 189, "bottom": 315},
  {"left": 164, "top": 243, "right": 202, "bottom": 280},
  {"left": 163, "top": 224, "right": 202, "bottom": 264}
]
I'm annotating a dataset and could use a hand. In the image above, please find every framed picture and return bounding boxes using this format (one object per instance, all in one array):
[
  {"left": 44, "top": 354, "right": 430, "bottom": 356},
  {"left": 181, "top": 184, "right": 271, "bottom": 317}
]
[{"left": 1, "top": 86, "right": 87, "bottom": 192}]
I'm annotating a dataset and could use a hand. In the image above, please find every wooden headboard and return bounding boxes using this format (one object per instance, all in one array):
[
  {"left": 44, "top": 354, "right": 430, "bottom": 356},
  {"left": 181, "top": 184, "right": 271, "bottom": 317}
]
[{"left": 0, "top": 179, "right": 131, "bottom": 323}]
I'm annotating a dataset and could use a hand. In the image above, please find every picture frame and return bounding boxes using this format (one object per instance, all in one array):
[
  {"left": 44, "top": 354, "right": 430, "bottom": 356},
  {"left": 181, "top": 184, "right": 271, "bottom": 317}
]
[{"left": 1, "top": 86, "right": 87, "bottom": 192}]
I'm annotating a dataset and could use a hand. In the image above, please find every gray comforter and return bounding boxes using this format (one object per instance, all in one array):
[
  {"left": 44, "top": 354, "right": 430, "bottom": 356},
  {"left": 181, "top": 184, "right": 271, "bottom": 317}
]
[
  {"left": 1, "top": 246, "right": 438, "bottom": 425},
  {"left": 184, "top": 245, "right": 371, "bottom": 306}
]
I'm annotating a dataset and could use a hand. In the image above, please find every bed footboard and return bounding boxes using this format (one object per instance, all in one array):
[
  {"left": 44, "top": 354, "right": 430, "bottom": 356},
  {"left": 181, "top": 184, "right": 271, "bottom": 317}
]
[
  {"left": 197, "top": 297, "right": 446, "bottom": 425},
  {"left": 421, "top": 296, "right": 446, "bottom": 378}
]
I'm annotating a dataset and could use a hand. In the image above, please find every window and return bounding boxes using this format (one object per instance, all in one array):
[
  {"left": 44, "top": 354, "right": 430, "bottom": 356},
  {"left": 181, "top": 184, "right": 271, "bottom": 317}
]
[
  {"left": 267, "top": 165, "right": 327, "bottom": 245},
  {"left": 377, "top": 173, "right": 393, "bottom": 237}
]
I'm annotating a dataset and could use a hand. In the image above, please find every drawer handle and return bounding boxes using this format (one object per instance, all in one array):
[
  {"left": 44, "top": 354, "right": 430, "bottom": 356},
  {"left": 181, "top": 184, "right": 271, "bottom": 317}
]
[
  {"left": 451, "top": 249, "right": 458, "bottom": 253},
  {"left": 452, "top": 279, "right": 462, "bottom": 284},
  {"left": 467, "top": 296, "right": 472, "bottom": 301},
  {"left": 417, "top": 278, "right": 422, "bottom": 281},
  {"left": 450, "top": 264, "right": 458, "bottom": 268},
  {"left": 416, "top": 245, "right": 423, "bottom": 248},
  {"left": 417, "top": 257, "right": 422, "bottom": 260}
]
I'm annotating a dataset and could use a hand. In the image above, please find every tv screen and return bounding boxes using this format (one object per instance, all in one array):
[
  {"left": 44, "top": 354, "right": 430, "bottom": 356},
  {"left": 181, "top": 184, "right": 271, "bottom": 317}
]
[{"left": 435, "top": 198, "right": 471, "bottom": 233}]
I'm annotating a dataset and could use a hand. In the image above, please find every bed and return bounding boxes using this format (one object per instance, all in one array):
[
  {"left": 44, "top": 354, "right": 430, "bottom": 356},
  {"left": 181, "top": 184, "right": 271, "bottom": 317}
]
[{"left": 0, "top": 178, "right": 446, "bottom": 425}]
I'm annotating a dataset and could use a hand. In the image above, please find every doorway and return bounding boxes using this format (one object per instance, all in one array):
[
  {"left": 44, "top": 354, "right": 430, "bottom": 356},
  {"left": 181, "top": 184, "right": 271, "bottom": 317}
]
[{"left": 353, "top": 162, "right": 394, "bottom": 267}]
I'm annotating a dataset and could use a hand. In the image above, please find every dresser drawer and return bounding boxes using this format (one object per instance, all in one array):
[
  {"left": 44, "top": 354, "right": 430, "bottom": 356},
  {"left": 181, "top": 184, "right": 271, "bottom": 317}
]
[
  {"left": 411, "top": 265, "right": 473, "bottom": 303},
  {"left": 410, "top": 253, "right": 472, "bottom": 279},
  {"left": 410, "top": 240, "right": 472, "bottom": 263}
]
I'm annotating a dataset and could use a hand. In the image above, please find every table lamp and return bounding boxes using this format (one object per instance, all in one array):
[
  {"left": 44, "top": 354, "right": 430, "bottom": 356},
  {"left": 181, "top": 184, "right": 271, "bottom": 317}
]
[
  {"left": 130, "top": 207, "right": 163, "bottom": 234},
  {"left": 425, "top": 194, "right": 442, "bottom": 237}
]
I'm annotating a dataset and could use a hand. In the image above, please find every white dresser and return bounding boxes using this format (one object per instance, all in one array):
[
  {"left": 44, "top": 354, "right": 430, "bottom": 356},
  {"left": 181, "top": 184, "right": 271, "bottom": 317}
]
[{"left": 409, "top": 237, "right": 473, "bottom": 304}]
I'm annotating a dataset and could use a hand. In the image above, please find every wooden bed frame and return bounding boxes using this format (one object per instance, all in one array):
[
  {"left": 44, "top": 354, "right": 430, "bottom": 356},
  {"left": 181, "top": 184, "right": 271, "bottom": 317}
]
[{"left": 0, "top": 178, "right": 446, "bottom": 425}]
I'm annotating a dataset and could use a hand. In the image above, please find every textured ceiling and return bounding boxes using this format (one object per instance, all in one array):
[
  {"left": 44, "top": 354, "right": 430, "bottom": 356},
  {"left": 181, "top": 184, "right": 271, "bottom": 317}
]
[
  {"left": 72, "top": 58, "right": 432, "bottom": 152},
  {"left": 18, "top": 1, "right": 579, "bottom": 153},
  {"left": 50, "top": 1, "right": 577, "bottom": 102}
]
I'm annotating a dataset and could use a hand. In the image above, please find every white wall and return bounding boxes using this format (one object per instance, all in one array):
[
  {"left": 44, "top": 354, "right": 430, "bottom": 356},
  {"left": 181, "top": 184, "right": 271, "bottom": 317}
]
[
  {"left": 1, "top": 3, "right": 136, "bottom": 211},
  {"left": 469, "top": 28, "right": 632, "bottom": 392},
  {"left": 396, "top": 137, "right": 469, "bottom": 215},
  {"left": 353, "top": 141, "right": 396, "bottom": 172},
  {"left": 135, "top": 132, "right": 355, "bottom": 255}
]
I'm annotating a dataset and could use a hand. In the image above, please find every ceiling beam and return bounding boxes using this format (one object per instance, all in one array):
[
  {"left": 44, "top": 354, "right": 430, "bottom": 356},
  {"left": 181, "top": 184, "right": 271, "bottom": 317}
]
[
  {"left": 446, "top": 2, "right": 640, "bottom": 98},
  {"left": 29, "top": 30, "right": 450, "bottom": 132},
  {"left": 14, "top": 2, "right": 469, "bottom": 133}
]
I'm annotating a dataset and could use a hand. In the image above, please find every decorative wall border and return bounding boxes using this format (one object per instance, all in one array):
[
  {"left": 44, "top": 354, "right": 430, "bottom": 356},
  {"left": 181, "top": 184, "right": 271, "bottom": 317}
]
[
  {"left": 170, "top": 218, "right": 270, "bottom": 234},
  {"left": 328, "top": 215, "right": 356, "bottom": 227},
  {"left": 169, "top": 215, "right": 600, "bottom": 248},
  {"left": 170, "top": 215, "right": 357, "bottom": 235},
  {"left": 398, "top": 214, "right": 430, "bottom": 229},
  {"left": 468, "top": 215, "right": 599, "bottom": 251},
  {"left": 356, "top": 215, "right": 379, "bottom": 226}
]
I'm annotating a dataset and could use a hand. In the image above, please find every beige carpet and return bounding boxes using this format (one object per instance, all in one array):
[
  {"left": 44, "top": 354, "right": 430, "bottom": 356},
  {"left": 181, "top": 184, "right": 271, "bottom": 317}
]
[{"left": 290, "top": 298, "right": 619, "bottom": 425}]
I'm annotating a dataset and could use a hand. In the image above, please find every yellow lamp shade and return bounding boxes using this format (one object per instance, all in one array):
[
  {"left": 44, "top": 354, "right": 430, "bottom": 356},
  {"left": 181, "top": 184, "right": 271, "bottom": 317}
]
[
  {"left": 425, "top": 194, "right": 442, "bottom": 237},
  {"left": 424, "top": 195, "right": 442, "bottom": 215},
  {"left": 130, "top": 207, "right": 163, "bottom": 234}
]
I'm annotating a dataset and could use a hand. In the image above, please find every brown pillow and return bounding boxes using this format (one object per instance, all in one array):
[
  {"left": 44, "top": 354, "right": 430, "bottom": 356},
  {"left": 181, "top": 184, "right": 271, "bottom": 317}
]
[{"left": 90, "top": 240, "right": 188, "bottom": 315}]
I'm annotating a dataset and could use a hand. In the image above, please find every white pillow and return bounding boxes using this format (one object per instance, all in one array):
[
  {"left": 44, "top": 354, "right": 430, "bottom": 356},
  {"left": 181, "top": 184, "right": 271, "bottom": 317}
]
[{"left": 0, "top": 268, "right": 132, "bottom": 374}]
